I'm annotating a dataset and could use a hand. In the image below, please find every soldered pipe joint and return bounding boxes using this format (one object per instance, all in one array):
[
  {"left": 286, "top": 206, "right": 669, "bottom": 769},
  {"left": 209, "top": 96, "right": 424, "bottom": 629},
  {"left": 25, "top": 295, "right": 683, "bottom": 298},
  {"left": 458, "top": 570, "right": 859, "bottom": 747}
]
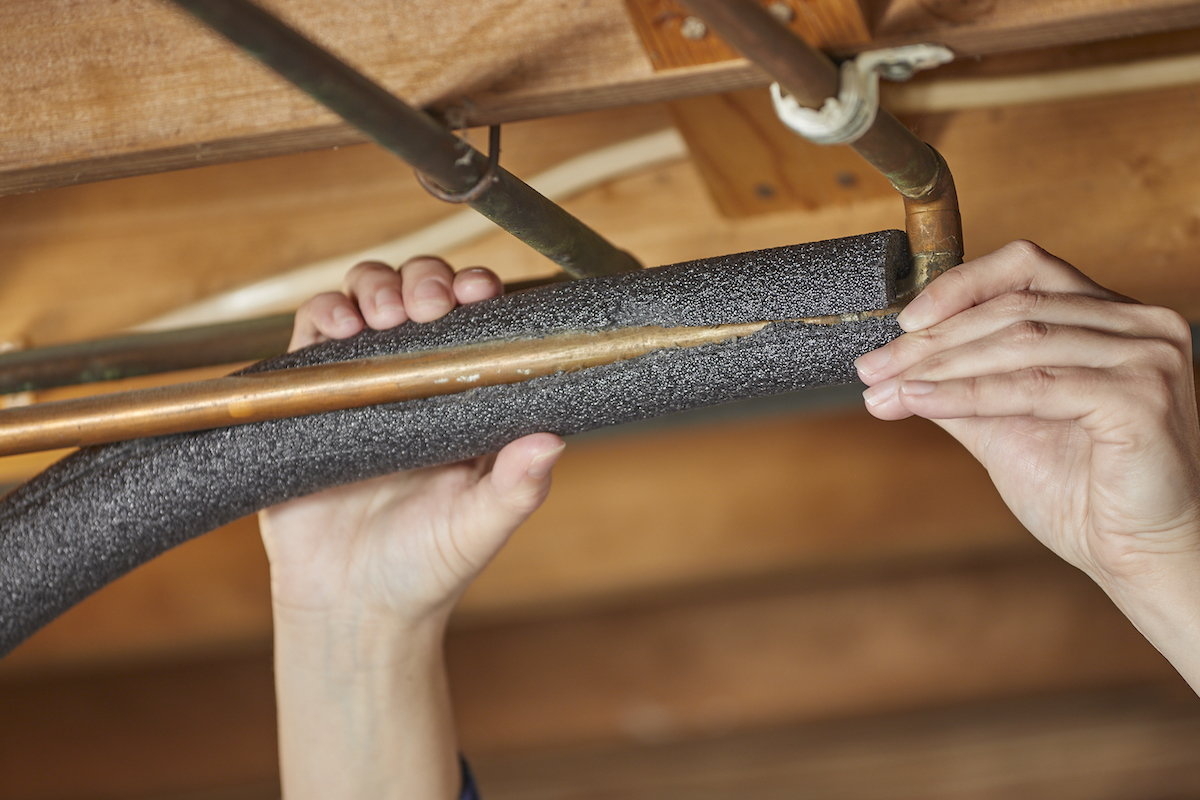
[{"left": 899, "top": 146, "right": 963, "bottom": 296}]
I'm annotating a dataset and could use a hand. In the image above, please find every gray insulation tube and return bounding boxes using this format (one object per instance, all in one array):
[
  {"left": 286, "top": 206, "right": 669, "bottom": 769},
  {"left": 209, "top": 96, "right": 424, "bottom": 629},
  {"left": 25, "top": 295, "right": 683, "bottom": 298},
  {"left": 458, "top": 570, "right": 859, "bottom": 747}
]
[{"left": 0, "top": 230, "right": 908, "bottom": 657}]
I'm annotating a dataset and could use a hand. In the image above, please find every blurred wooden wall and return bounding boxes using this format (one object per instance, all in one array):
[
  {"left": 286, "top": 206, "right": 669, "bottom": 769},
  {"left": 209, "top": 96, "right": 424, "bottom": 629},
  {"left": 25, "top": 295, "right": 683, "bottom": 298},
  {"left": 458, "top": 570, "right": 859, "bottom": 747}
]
[{"left": 3, "top": 3, "right": 1200, "bottom": 798}]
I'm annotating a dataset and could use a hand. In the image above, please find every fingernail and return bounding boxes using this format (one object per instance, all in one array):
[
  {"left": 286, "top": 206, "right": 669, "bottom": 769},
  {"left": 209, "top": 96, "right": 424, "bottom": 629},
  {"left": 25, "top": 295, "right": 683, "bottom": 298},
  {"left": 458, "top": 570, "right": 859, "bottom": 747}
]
[
  {"left": 456, "top": 270, "right": 495, "bottom": 297},
  {"left": 862, "top": 378, "right": 897, "bottom": 407},
  {"left": 413, "top": 278, "right": 450, "bottom": 310},
  {"left": 526, "top": 444, "right": 566, "bottom": 479},
  {"left": 332, "top": 306, "right": 357, "bottom": 328},
  {"left": 900, "top": 379, "right": 936, "bottom": 396},
  {"left": 897, "top": 292, "right": 932, "bottom": 331},
  {"left": 854, "top": 347, "right": 891, "bottom": 377},
  {"left": 374, "top": 287, "right": 403, "bottom": 313}
]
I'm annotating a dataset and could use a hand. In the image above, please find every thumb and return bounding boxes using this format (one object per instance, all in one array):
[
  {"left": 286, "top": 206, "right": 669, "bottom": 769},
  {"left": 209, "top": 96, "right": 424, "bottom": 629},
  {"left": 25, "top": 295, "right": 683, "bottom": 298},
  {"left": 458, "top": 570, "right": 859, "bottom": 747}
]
[{"left": 452, "top": 433, "right": 565, "bottom": 567}]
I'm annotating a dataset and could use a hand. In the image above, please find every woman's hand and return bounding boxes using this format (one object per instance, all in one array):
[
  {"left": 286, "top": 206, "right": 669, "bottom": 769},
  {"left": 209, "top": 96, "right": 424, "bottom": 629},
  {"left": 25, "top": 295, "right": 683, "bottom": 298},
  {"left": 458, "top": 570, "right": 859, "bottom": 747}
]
[
  {"left": 260, "top": 257, "right": 564, "bottom": 800},
  {"left": 260, "top": 257, "right": 565, "bottom": 630},
  {"left": 855, "top": 241, "right": 1200, "bottom": 685}
]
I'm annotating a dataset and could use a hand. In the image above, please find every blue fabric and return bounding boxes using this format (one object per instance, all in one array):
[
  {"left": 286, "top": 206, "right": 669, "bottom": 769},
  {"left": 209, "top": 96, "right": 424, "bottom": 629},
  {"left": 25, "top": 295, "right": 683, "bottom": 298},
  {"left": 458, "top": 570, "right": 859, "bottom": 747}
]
[{"left": 460, "top": 756, "right": 481, "bottom": 800}]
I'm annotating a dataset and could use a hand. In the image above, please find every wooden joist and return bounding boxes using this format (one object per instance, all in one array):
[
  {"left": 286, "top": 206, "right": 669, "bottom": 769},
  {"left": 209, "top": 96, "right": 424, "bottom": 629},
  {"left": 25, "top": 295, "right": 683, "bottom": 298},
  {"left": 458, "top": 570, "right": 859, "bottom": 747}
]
[
  {"left": 450, "top": 556, "right": 1181, "bottom": 752},
  {"left": 473, "top": 687, "right": 1200, "bottom": 799},
  {"left": 0, "top": 556, "right": 1191, "bottom": 797},
  {"left": 3, "top": 0, "right": 1200, "bottom": 194}
]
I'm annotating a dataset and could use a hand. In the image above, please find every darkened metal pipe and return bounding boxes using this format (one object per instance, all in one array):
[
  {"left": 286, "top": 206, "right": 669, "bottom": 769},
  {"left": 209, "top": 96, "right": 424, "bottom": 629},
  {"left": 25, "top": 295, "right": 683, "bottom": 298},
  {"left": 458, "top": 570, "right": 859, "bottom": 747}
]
[
  {"left": 0, "top": 276, "right": 569, "bottom": 396},
  {"left": 168, "top": 0, "right": 639, "bottom": 278},
  {"left": 679, "top": 0, "right": 963, "bottom": 289},
  {"left": 0, "top": 315, "right": 294, "bottom": 395}
]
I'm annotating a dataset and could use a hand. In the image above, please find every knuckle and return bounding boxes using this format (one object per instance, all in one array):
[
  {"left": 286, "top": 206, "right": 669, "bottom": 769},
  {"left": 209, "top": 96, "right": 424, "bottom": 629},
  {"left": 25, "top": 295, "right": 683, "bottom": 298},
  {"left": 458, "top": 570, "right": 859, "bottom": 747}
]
[
  {"left": 1002, "top": 239, "right": 1049, "bottom": 264},
  {"left": 400, "top": 255, "right": 451, "bottom": 277},
  {"left": 937, "top": 267, "right": 970, "bottom": 293},
  {"left": 996, "top": 289, "right": 1043, "bottom": 319},
  {"left": 1019, "top": 366, "right": 1056, "bottom": 397},
  {"left": 1136, "top": 335, "right": 1190, "bottom": 376},
  {"left": 1009, "top": 318, "right": 1051, "bottom": 347},
  {"left": 1150, "top": 306, "right": 1192, "bottom": 350},
  {"left": 900, "top": 326, "right": 939, "bottom": 359},
  {"left": 1126, "top": 362, "right": 1176, "bottom": 416}
]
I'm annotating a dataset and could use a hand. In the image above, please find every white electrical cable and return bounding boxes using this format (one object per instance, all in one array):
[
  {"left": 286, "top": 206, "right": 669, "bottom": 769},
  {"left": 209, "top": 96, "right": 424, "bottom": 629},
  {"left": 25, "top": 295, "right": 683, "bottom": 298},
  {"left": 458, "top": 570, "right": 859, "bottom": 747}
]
[
  {"left": 135, "top": 128, "right": 688, "bottom": 332},
  {"left": 881, "top": 51, "right": 1200, "bottom": 114}
]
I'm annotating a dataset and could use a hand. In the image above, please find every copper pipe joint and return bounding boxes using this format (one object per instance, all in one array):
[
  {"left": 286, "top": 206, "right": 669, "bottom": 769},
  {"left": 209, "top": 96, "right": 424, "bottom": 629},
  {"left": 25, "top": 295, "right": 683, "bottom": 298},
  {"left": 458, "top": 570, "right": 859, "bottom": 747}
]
[
  {"left": 678, "top": 0, "right": 965, "bottom": 292},
  {"left": 900, "top": 147, "right": 964, "bottom": 296}
]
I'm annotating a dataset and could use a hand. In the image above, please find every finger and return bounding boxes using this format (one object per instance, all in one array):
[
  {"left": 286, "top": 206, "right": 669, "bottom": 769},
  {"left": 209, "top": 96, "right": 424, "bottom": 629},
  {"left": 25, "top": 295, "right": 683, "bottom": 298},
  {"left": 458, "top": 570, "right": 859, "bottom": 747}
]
[
  {"left": 899, "top": 323, "right": 1155, "bottom": 386},
  {"left": 864, "top": 364, "right": 1174, "bottom": 434},
  {"left": 289, "top": 292, "right": 364, "bottom": 351},
  {"left": 486, "top": 433, "right": 566, "bottom": 511},
  {"left": 456, "top": 433, "right": 565, "bottom": 550},
  {"left": 452, "top": 267, "right": 504, "bottom": 305},
  {"left": 343, "top": 260, "right": 408, "bottom": 329},
  {"left": 897, "top": 240, "right": 1128, "bottom": 333},
  {"left": 400, "top": 256, "right": 456, "bottom": 323},
  {"left": 857, "top": 292, "right": 1184, "bottom": 384}
]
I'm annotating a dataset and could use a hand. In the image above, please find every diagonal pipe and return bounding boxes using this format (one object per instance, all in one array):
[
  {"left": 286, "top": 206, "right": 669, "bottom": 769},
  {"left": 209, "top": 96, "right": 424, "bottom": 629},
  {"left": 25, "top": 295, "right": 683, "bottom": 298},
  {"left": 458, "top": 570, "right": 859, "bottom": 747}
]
[{"left": 168, "top": 0, "right": 640, "bottom": 278}]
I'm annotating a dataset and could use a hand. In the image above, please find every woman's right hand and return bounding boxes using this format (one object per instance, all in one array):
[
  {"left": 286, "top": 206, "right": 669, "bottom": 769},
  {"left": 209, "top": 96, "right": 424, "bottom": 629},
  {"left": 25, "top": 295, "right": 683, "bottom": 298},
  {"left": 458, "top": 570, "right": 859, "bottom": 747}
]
[{"left": 855, "top": 241, "right": 1200, "bottom": 687}]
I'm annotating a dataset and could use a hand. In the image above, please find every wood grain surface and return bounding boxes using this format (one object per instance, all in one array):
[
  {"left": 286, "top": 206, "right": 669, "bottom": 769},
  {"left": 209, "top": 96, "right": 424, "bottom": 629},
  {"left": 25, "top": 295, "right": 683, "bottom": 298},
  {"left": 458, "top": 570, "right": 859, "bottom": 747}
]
[{"left": 3, "top": 0, "right": 1199, "bottom": 193}]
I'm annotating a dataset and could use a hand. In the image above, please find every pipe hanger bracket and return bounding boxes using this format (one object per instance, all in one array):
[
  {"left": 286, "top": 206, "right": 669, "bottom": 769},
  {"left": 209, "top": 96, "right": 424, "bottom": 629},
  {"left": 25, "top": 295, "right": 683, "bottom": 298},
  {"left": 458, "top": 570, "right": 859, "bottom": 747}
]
[{"left": 770, "top": 43, "right": 955, "bottom": 145}]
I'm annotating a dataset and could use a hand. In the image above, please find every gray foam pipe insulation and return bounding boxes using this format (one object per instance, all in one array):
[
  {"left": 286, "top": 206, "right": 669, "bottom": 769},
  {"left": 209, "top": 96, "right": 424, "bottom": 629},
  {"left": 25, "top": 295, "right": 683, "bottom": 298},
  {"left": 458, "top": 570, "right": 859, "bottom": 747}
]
[{"left": 0, "top": 229, "right": 908, "bottom": 657}]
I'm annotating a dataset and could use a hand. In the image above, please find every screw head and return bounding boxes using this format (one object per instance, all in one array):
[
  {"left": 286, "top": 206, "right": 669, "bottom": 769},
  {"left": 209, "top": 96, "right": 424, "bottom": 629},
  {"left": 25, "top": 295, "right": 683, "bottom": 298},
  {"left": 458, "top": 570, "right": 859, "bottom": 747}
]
[
  {"left": 767, "top": 2, "right": 795, "bottom": 23},
  {"left": 679, "top": 16, "right": 708, "bottom": 40}
]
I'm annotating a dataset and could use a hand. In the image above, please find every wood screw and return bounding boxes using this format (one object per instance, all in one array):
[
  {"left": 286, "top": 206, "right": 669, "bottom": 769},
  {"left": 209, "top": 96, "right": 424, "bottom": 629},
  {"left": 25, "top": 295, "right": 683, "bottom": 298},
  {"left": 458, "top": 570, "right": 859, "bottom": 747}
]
[{"left": 680, "top": 16, "right": 708, "bottom": 40}]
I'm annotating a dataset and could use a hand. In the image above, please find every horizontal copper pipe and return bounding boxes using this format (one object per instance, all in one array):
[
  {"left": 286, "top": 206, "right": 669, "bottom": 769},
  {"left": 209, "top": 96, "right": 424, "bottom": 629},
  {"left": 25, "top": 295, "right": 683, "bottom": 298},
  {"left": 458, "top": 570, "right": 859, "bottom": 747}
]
[{"left": 0, "top": 322, "right": 774, "bottom": 457}]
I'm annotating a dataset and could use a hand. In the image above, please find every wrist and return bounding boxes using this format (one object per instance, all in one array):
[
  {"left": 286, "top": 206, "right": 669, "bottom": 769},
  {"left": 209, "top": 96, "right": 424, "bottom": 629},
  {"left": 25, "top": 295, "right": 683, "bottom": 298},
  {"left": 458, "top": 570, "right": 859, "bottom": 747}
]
[
  {"left": 1095, "top": 550, "right": 1200, "bottom": 692},
  {"left": 271, "top": 599, "right": 461, "bottom": 800},
  {"left": 271, "top": 600, "right": 451, "bottom": 678}
]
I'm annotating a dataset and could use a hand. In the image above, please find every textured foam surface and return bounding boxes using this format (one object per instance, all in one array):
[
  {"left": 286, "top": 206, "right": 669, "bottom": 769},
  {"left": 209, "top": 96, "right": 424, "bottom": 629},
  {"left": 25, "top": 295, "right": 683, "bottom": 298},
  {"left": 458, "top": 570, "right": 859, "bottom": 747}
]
[{"left": 0, "top": 231, "right": 907, "bottom": 656}]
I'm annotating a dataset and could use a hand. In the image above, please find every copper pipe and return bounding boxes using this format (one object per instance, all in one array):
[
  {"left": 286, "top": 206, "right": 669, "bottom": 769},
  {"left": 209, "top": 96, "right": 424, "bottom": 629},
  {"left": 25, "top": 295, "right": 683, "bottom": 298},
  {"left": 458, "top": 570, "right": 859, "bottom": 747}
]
[
  {"left": 900, "top": 149, "right": 963, "bottom": 293},
  {"left": 679, "top": 0, "right": 963, "bottom": 286},
  {"left": 0, "top": 322, "right": 772, "bottom": 457}
]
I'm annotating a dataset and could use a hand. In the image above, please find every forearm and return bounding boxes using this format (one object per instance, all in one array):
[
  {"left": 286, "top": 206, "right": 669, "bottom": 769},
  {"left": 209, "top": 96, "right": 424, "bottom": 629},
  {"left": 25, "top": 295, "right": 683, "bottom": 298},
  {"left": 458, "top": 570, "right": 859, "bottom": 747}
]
[{"left": 271, "top": 606, "right": 461, "bottom": 800}]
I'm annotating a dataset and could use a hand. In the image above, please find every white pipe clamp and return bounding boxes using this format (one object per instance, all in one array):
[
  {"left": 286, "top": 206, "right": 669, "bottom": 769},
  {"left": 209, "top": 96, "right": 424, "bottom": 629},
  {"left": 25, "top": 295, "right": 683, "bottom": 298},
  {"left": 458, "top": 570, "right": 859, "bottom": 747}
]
[{"left": 771, "top": 44, "right": 954, "bottom": 145}]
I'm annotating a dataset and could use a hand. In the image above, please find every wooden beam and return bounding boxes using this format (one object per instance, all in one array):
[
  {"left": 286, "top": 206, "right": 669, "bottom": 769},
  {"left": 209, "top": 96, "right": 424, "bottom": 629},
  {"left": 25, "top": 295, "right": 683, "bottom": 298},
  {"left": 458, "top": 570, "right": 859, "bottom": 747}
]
[
  {"left": 0, "top": 558, "right": 1190, "bottom": 797},
  {"left": 621, "top": 0, "right": 870, "bottom": 71},
  {"left": 448, "top": 556, "right": 1182, "bottom": 752},
  {"left": 0, "top": 649, "right": 280, "bottom": 800},
  {"left": 667, "top": 88, "right": 895, "bottom": 216},
  {"left": 625, "top": 0, "right": 890, "bottom": 216},
  {"left": 2, "top": 0, "right": 1199, "bottom": 194},
  {"left": 458, "top": 410, "right": 1029, "bottom": 622},
  {"left": 869, "top": 0, "right": 1200, "bottom": 57},
  {"left": 472, "top": 687, "right": 1200, "bottom": 799}
]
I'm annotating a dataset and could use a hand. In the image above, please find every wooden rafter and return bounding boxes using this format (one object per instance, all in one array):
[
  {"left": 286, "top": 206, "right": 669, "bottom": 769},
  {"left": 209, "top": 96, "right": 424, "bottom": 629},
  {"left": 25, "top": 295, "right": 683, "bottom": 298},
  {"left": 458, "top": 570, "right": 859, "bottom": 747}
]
[{"left": 3, "top": 0, "right": 1200, "bottom": 194}]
